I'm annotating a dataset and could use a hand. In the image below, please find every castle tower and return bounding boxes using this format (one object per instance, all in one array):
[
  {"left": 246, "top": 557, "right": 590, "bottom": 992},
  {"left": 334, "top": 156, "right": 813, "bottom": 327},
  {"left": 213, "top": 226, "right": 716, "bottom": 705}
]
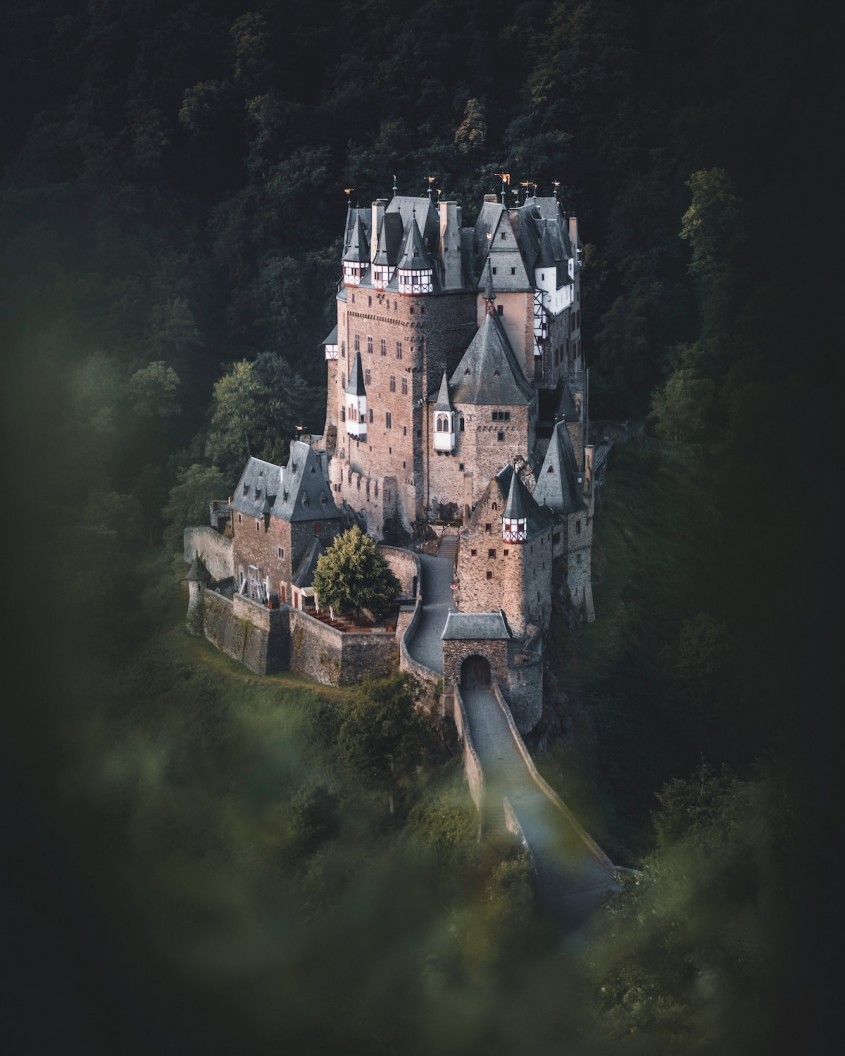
[{"left": 185, "top": 552, "right": 211, "bottom": 635}]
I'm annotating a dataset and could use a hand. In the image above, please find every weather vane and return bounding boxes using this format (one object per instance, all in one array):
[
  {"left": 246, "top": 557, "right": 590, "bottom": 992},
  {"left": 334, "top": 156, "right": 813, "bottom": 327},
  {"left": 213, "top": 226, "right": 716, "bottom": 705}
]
[
  {"left": 426, "top": 175, "right": 436, "bottom": 200},
  {"left": 494, "top": 172, "right": 511, "bottom": 203}
]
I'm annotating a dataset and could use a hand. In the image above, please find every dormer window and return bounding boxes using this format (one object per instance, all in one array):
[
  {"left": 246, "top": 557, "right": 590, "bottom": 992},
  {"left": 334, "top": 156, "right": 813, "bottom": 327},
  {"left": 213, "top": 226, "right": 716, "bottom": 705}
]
[{"left": 502, "top": 515, "right": 527, "bottom": 542}]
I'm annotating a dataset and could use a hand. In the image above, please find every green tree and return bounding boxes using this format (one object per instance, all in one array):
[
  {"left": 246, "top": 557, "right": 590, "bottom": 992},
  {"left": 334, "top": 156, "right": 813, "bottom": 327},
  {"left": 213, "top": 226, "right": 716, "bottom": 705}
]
[
  {"left": 204, "top": 355, "right": 314, "bottom": 478},
  {"left": 128, "top": 361, "right": 180, "bottom": 420},
  {"left": 649, "top": 366, "right": 713, "bottom": 443},
  {"left": 337, "top": 675, "right": 434, "bottom": 815},
  {"left": 312, "top": 525, "right": 400, "bottom": 622},
  {"left": 162, "top": 464, "right": 228, "bottom": 550},
  {"left": 454, "top": 98, "right": 487, "bottom": 155}
]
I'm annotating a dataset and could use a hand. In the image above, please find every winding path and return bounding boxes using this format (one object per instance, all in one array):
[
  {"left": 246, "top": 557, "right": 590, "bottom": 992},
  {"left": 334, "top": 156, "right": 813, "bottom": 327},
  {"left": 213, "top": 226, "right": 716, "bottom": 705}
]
[{"left": 404, "top": 539, "right": 618, "bottom": 926}]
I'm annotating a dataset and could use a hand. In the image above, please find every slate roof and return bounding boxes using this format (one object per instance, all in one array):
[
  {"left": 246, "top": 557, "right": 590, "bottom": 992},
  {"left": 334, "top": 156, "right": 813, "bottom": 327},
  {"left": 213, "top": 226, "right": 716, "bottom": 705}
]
[
  {"left": 397, "top": 216, "right": 435, "bottom": 271},
  {"left": 434, "top": 371, "right": 452, "bottom": 411},
  {"left": 384, "top": 195, "right": 439, "bottom": 251},
  {"left": 533, "top": 421, "right": 586, "bottom": 515},
  {"left": 495, "top": 463, "right": 556, "bottom": 536},
  {"left": 372, "top": 211, "right": 405, "bottom": 266},
  {"left": 345, "top": 352, "right": 366, "bottom": 396},
  {"left": 322, "top": 324, "right": 338, "bottom": 346},
  {"left": 442, "top": 611, "right": 511, "bottom": 641},
  {"left": 231, "top": 443, "right": 340, "bottom": 524},
  {"left": 291, "top": 536, "right": 325, "bottom": 588},
  {"left": 343, "top": 213, "right": 370, "bottom": 262},
  {"left": 449, "top": 311, "right": 535, "bottom": 406},
  {"left": 185, "top": 553, "right": 211, "bottom": 582}
]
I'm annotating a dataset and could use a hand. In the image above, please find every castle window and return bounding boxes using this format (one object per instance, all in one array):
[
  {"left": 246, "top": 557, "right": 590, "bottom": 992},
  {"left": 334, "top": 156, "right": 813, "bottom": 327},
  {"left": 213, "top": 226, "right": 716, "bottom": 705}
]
[
  {"left": 238, "top": 514, "right": 242, "bottom": 524},
  {"left": 403, "top": 426, "right": 407, "bottom": 436},
  {"left": 492, "top": 502, "right": 497, "bottom": 510},
  {"left": 369, "top": 408, "right": 373, "bottom": 423},
  {"left": 497, "top": 305, "right": 504, "bottom": 316},
  {"left": 341, "top": 407, "right": 346, "bottom": 420},
  {"left": 576, "top": 519, "right": 582, "bottom": 535},
  {"left": 278, "top": 547, "right": 284, "bottom": 558},
  {"left": 389, "top": 376, "right": 396, "bottom": 392},
  {"left": 503, "top": 549, "right": 509, "bottom": 556},
  {"left": 396, "top": 341, "right": 402, "bottom": 359},
  {"left": 385, "top": 411, "right": 392, "bottom": 428},
  {"left": 547, "top": 465, "right": 554, "bottom": 473},
  {"left": 500, "top": 232, "right": 507, "bottom": 240},
  {"left": 486, "top": 571, "right": 493, "bottom": 580},
  {"left": 553, "top": 531, "right": 560, "bottom": 544},
  {"left": 492, "top": 411, "right": 510, "bottom": 422},
  {"left": 341, "top": 340, "right": 346, "bottom": 357},
  {"left": 409, "top": 307, "right": 414, "bottom": 314},
  {"left": 380, "top": 338, "right": 386, "bottom": 356},
  {"left": 511, "top": 267, "right": 516, "bottom": 275},
  {"left": 485, "top": 523, "right": 491, "bottom": 533},
  {"left": 488, "top": 549, "right": 496, "bottom": 559},
  {"left": 497, "top": 431, "right": 505, "bottom": 442},
  {"left": 401, "top": 377, "right": 408, "bottom": 395},
  {"left": 368, "top": 296, "right": 372, "bottom": 307},
  {"left": 459, "top": 418, "right": 465, "bottom": 432},
  {"left": 354, "top": 334, "right": 360, "bottom": 352},
  {"left": 470, "top": 548, "right": 477, "bottom": 556},
  {"left": 577, "top": 553, "right": 582, "bottom": 565},
  {"left": 365, "top": 368, "right": 371, "bottom": 385},
  {"left": 255, "top": 520, "right": 260, "bottom": 531},
  {"left": 459, "top": 463, "right": 464, "bottom": 471},
  {"left": 367, "top": 336, "right": 373, "bottom": 354},
  {"left": 492, "top": 267, "right": 497, "bottom": 275}
]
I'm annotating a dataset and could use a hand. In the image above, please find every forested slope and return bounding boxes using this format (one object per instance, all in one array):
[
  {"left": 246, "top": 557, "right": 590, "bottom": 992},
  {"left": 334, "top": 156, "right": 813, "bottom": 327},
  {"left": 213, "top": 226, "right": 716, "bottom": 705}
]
[{"left": 1, "top": 2, "right": 837, "bottom": 1054}]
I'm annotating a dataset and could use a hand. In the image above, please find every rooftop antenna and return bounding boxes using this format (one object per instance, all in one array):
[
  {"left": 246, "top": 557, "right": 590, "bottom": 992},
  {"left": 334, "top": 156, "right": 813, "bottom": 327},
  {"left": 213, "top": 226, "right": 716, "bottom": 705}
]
[{"left": 494, "top": 171, "right": 510, "bottom": 204}]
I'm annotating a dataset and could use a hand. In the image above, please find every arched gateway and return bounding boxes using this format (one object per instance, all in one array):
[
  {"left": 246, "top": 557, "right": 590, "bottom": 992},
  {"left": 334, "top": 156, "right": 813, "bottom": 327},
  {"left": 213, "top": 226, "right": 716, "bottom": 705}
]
[{"left": 460, "top": 654, "right": 492, "bottom": 689}]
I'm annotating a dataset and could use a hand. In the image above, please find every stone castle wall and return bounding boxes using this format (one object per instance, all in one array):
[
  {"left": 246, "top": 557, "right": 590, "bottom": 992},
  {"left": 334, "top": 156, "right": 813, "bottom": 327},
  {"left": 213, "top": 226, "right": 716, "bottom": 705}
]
[
  {"left": 331, "top": 288, "right": 476, "bottom": 532},
  {"left": 184, "top": 526, "right": 233, "bottom": 582},
  {"left": 289, "top": 609, "right": 397, "bottom": 686},
  {"left": 379, "top": 545, "right": 420, "bottom": 597}
]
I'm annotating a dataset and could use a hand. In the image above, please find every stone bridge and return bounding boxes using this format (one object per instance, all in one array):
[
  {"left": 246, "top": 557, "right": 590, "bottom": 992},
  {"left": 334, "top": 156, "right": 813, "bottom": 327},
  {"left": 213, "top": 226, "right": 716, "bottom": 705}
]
[{"left": 403, "top": 536, "right": 620, "bottom": 927}]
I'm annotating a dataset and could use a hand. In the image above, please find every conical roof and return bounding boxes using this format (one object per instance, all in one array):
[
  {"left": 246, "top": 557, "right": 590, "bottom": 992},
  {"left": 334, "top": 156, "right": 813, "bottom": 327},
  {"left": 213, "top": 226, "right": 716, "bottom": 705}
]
[
  {"left": 185, "top": 553, "right": 211, "bottom": 582},
  {"left": 345, "top": 352, "right": 366, "bottom": 396},
  {"left": 503, "top": 464, "right": 531, "bottom": 521},
  {"left": 533, "top": 420, "right": 585, "bottom": 514},
  {"left": 397, "top": 216, "right": 434, "bottom": 271},
  {"left": 343, "top": 213, "right": 370, "bottom": 263},
  {"left": 434, "top": 371, "right": 452, "bottom": 411}
]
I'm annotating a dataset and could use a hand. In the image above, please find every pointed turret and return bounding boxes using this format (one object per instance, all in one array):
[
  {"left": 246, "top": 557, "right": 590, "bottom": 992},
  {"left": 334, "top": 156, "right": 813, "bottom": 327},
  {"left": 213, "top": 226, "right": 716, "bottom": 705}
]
[
  {"left": 397, "top": 216, "right": 434, "bottom": 294},
  {"left": 433, "top": 371, "right": 456, "bottom": 452},
  {"left": 345, "top": 353, "right": 367, "bottom": 440},
  {"left": 342, "top": 213, "right": 370, "bottom": 285},
  {"left": 501, "top": 466, "right": 530, "bottom": 542}
]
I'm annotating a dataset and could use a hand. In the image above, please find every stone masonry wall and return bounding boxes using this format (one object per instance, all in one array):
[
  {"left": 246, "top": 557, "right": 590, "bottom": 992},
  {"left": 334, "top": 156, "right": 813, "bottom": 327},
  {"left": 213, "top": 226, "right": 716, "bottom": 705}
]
[
  {"left": 288, "top": 609, "right": 398, "bottom": 686},
  {"left": 331, "top": 287, "right": 476, "bottom": 532},
  {"left": 442, "top": 638, "right": 510, "bottom": 696},
  {"left": 184, "top": 526, "right": 233, "bottom": 581},
  {"left": 379, "top": 545, "right": 420, "bottom": 598}
]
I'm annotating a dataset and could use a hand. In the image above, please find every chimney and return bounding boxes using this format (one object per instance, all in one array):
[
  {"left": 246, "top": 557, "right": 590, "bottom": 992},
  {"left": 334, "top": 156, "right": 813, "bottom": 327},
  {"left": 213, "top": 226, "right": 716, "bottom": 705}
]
[
  {"left": 568, "top": 214, "right": 579, "bottom": 257},
  {"left": 483, "top": 193, "right": 498, "bottom": 203},
  {"left": 371, "top": 199, "right": 387, "bottom": 264},
  {"left": 439, "top": 200, "right": 462, "bottom": 289}
]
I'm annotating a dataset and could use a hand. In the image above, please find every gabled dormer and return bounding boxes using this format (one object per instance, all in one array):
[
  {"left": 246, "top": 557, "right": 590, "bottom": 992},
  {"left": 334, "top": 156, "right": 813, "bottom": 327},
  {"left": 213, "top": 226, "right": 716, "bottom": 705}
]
[
  {"left": 343, "top": 213, "right": 369, "bottom": 286},
  {"left": 397, "top": 216, "right": 434, "bottom": 295},
  {"left": 432, "top": 371, "right": 456, "bottom": 452},
  {"left": 345, "top": 352, "right": 367, "bottom": 439}
]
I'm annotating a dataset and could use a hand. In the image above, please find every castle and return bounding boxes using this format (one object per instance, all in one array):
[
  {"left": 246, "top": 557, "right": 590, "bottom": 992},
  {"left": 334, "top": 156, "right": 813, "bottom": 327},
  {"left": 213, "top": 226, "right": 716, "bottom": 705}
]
[{"left": 184, "top": 183, "right": 606, "bottom": 729}]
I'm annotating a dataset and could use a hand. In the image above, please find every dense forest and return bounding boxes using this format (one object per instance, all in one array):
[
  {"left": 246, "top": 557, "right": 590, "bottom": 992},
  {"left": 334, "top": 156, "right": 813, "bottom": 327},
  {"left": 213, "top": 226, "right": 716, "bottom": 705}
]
[{"left": 1, "top": 2, "right": 837, "bottom": 1054}]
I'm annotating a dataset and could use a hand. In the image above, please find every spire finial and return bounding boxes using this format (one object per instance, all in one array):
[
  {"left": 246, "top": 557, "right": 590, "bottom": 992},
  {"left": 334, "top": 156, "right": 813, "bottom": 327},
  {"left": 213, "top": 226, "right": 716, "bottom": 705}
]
[
  {"left": 392, "top": 173, "right": 398, "bottom": 196},
  {"left": 426, "top": 175, "right": 436, "bottom": 201}
]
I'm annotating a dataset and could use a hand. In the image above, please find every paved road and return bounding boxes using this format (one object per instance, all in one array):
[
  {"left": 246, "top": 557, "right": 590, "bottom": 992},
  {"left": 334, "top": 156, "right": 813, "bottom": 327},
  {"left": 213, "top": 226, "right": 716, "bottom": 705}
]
[
  {"left": 462, "top": 686, "right": 619, "bottom": 928},
  {"left": 405, "top": 549, "right": 454, "bottom": 675}
]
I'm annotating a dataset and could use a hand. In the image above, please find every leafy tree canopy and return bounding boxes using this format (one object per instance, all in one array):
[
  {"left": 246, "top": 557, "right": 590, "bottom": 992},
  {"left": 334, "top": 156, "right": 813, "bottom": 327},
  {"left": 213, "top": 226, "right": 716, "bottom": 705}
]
[{"left": 312, "top": 525, "right": 400, "bottom": 621}]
